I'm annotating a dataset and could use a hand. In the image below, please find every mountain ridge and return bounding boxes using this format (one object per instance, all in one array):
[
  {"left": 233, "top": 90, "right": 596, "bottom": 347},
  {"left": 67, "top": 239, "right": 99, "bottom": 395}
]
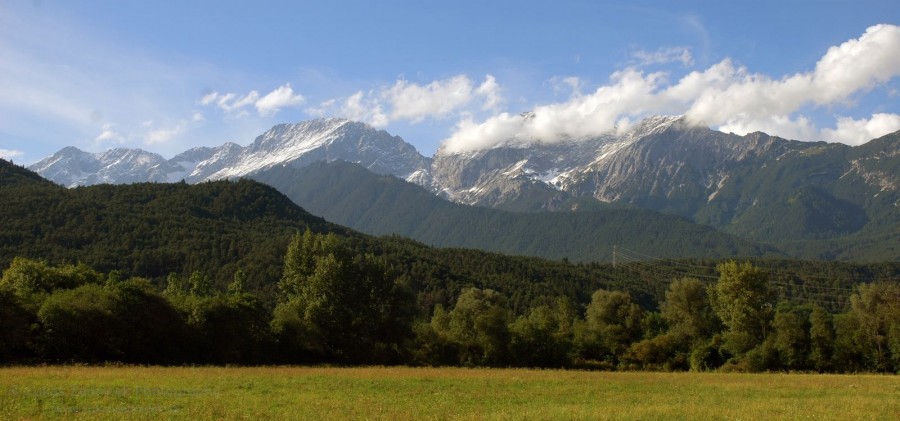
[
  {"left": 250, "top": 160, "right": 780, "bottom": 262},
  {"left": 30, "top": 118, "right": 432, "bottom": 187},
  {"left": 26, "top": 117, "right": 900, "bottom": 260}
]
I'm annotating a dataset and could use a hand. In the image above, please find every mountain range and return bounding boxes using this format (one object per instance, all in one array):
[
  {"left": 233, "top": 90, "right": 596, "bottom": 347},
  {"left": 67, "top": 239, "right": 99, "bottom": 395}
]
[
  {"left": 27, "top": 116, "right": 900, "bottom": 261},
  {"left": 30, "top": 118, "right": 431, "bottom": 187}
]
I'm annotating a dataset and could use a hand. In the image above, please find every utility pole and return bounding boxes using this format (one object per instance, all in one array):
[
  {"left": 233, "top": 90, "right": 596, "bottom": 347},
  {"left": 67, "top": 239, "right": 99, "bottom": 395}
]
[{"left": 613, "top": 245, "right": 617, "bottom": 268}]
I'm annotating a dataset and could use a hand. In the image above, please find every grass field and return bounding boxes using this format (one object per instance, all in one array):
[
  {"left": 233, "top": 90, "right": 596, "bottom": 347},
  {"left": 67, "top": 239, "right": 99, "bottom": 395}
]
[{"left": 0, "top": 366, "right": 897, "bottom": 420}]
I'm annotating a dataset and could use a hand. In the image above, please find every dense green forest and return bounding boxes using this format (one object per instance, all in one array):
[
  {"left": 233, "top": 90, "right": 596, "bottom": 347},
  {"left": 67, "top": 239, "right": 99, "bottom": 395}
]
[
  {"left": 251, "top": 161, "right": 779, "bottom": 262},
  {"left": 1, "top": 159, "right": 899, "bottom": 371},
  {"left": 2, "top": 242, "right": 899, "bottom": 372}
]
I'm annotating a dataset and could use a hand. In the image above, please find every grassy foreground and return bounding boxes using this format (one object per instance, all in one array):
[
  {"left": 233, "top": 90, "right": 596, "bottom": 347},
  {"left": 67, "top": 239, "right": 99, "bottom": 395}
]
[{"left": 0, "top": 366, "right": 897, "bottom": 420}]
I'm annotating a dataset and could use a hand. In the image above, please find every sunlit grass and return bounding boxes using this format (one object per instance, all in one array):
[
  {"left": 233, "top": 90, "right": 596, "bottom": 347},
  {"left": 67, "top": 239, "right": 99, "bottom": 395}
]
[{"left": 1, "top": 366, "right": 897, "bottom": 420}]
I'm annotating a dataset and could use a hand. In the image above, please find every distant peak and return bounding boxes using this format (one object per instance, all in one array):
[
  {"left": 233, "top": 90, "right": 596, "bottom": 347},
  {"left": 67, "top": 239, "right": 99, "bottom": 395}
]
[{"left": 58, "top": 146, "right": 87, "bottom": 154}]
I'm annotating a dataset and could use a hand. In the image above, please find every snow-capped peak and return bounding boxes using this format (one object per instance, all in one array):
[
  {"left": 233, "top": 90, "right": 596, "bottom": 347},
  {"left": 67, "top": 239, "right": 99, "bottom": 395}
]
[
  {"left": 30, "top": 118, "right": 431, "bottom": 187},
  {"left": 251, "top": 118, "right": 350, "bottom": 153}
]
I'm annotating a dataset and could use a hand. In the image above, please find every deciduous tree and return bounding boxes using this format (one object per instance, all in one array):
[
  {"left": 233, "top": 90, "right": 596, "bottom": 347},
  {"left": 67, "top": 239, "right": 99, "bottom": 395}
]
[{"left": 709, "top": 261, "right": 773, "bottom": 355}]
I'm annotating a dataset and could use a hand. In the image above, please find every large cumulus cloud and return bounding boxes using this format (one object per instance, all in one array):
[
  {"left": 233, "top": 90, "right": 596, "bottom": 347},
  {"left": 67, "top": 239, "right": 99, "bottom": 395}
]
[{"left": 441, "top": 24, "right": 900, "bottom": 154}]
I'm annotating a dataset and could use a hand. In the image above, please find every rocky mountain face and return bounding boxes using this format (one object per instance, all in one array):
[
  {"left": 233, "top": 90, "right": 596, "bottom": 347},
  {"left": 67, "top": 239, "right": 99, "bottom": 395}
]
[
  {"left": 29, "top": 118, "right": 431, "bottom": 187},
  {"left": 430, "top": 115, "right": 683, "bottom": 210},
  {"left": 430, "top": 117, "right": 899, "bottom": 248}
]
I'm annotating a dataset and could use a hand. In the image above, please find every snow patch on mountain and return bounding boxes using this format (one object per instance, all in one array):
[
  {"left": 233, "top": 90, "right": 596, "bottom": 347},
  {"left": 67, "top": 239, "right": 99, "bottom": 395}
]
[
  {"left": 428, "top": 115, "right": 687, "bottom": 203},
  {"left": 29, "top": 118, "right": 431, "bottom": 188}
]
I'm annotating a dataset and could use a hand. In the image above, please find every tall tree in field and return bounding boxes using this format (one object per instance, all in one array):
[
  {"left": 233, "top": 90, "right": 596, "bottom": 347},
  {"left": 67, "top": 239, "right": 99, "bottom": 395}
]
[
  {"left": 845, "top": 282, "right": 900, "bottom": 372},
  {"left": 624, "top": 277, "right": 721, "bottom": 371},
  {"left": 808, "top": 305, "right": 834, "bottom": 372},
  {"left": 662, "top": 277, "right": 720, "bottom": 344},
  {"left": 508, "top": 297, "right": 577, "bottom": 368},
  {"left": 273, "top": 230, "right": 414, "bottom": 363},
  {"left": 578, "top": 289, "right": 644, "bottom": 363},
  {"left": 771, "top": 305, "right": 811, "bottom": 370},
  {"left": 435, "top": 287, "right": 511, "bottom": 366},
  {"left": 709, "top": 261, "right": 774, "bottom": 355}
]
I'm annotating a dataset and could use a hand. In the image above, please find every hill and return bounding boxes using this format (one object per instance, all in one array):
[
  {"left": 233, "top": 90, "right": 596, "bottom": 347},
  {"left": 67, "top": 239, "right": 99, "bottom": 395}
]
[
  {"left": 250, "top": 161, "right": 780, "bottom": 262},
  {"left": 0, "top": 159, "right": 635, "bottom": 310}
]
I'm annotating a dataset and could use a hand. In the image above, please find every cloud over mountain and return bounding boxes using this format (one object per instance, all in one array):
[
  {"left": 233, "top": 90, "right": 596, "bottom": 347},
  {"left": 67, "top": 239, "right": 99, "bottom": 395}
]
[
  {"left": 200, "top": 84, "right": 305, "bottom": 117},
  {"left": 440, "top": 24, "right": 900, "bottom": 154},
  {"left": 311, "top": 75, "right": 502, "bottom": 128}
]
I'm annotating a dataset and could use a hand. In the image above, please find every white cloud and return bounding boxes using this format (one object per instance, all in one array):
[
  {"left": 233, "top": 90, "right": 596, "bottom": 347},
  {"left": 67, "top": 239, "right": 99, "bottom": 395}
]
[
  {"left": 441, "top": 69, "right": 665, "bottom": 153},
  {"left": 810, "top": 24, "right": 900, "bottom": 105},
  {"left": 632, "top": 46, "right": 694, "bottom": 67},
  {"left": 313, "top": 91, "right": 390, "bottom": 127},
  {"left": 201, "top": 91, "right": 258, "bottom": 114},
  {"left": 718, "top": 115, "right": 819, "bottom": 142},
  {"left": 94, "top": 123, "right": 125, "bottom": 144},
  {"left": 255, "top": 84, "right": 305, "bottom": 116},
  {"left": 441, "top": 24, "right": 900, "bottom": 154},
  {"left": 443, "top": 113, "right": 526, "bottom": 153},
  {"left": 822, "top": 113, "right": 900, "bottom": 146},
  {"left": 144, "top": 121, "right": 187, "bottom": 145},
  {"left": 199, "top": 84, "right": 304, "bottom": 117},
  {"left": 199, "top": 92, "right": 218, "bottom": 106},
  {"left": 476, "top": 75, "right": 503, "bottom": 111},
  {"left": 684, "top": 24, "right": 900, "bottom": 133},
  {"left": 314, "top": 74, "right": 503, "bottom": 127},
  {"left": 387, "top": 75, "right": 475, "bottom": 121},
  {"left": 0, "top": 149, "right": 24, "bottom": 160}
]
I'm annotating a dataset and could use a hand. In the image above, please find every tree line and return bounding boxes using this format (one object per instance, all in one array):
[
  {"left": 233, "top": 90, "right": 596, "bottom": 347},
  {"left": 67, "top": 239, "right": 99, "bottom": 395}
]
[{"left": 2, "top": 230, "right": 898, "bottom": 373}]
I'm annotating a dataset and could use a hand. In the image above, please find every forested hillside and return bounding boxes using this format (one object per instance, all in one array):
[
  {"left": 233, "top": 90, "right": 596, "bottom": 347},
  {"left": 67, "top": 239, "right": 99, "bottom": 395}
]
[
  {"left": 251, "top": 161, "right": 779, "bottom": 262},
  {"left": 0, "top": 159, "right": 344, "bottom": 301},
  {"left": 0, "top": 159, "right": 639, "bottom": 309}
]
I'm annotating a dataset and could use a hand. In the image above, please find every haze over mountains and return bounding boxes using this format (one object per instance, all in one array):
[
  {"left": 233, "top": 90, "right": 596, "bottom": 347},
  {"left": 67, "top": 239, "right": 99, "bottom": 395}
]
[{"left": 28, "top": 116, "right": 900, "bottom": 261}]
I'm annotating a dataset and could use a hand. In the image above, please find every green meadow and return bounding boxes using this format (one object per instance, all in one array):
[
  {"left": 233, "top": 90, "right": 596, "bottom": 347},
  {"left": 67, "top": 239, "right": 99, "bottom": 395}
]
[{"left": 1, "top": 366, "right": 897, "bottom": 420}]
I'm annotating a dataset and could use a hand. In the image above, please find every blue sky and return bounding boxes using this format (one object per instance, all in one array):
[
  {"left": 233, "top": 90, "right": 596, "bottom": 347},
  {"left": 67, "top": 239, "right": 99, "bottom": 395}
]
[{"left": 1, "top": 1, "right": 899, "bottom": 163}]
